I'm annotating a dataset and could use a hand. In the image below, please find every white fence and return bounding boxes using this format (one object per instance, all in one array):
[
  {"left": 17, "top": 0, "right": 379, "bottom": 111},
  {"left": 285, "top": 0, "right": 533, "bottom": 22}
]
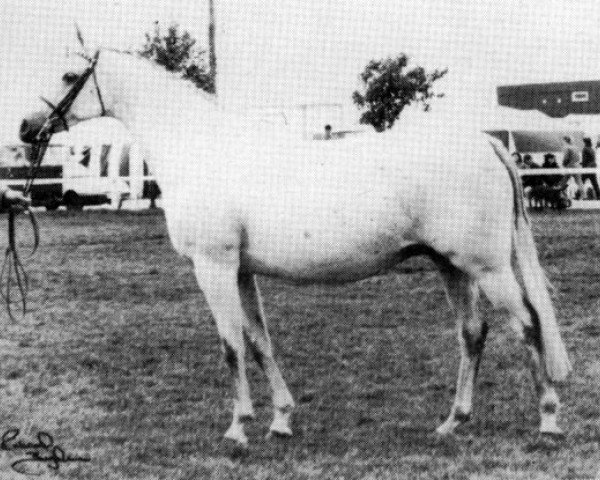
[
  {"left": 3, "top": 142, "right": 600, "bottom": 209},
  {"left": 1, "top": 142, "right": 156, "bottom": 209},
  {"left": 518, "top": 167, "right": 600, "bottom": 176},
  {"left": 518, "top": 167, "right": 600, "bottom": 207}
]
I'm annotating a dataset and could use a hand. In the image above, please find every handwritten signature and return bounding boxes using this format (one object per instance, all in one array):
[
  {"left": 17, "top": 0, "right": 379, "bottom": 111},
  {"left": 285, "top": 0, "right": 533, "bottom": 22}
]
[{"left": 0, "top": 427, "right": 90, "bottom": 475}]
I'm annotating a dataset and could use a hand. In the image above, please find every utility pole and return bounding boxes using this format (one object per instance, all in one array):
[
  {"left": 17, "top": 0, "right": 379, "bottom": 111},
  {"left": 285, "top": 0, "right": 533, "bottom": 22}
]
[{"left": 208, "top": 0, "right": 217, "bottom": 94}]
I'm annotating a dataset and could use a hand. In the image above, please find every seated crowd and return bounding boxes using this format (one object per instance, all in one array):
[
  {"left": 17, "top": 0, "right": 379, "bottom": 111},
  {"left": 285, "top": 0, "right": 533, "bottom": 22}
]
[{"left": 513, "top": 136, "right": 600, "bottom": 209}]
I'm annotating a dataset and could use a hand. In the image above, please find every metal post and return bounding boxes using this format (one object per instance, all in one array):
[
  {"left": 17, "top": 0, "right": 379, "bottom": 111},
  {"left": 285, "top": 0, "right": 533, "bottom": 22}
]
[{"left": 208, "top": 0, "right": 217, "bottom": 94}]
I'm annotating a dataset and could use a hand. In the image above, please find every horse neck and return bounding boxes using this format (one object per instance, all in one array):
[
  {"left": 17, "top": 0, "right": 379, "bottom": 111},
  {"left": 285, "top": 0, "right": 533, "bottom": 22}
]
[{"left": 106, "top": 55, "right": 222, "bottom": 183}]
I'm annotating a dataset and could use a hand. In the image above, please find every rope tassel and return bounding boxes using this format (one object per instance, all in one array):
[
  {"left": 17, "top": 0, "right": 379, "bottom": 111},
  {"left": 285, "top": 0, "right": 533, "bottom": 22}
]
[
  {"left": 0, "top": 212, "right": 30, "bottom": 321},
  {"left": 1, "top": 145, "right": 43, "bottom": 322},
  {"left": 1, "top": 43, "right": 98, "bottom": 320}
]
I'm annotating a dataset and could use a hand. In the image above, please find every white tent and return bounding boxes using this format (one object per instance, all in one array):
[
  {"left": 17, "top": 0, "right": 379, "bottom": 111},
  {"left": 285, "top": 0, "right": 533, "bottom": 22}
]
[{"left": 483, "top": 107, "right": 585, "bottom": 154}]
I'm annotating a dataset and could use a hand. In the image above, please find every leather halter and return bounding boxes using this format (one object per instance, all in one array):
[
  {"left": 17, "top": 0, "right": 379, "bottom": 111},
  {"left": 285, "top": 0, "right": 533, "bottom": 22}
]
[
  {"left": 39, "top": 51, "right": 106, "bottom": 137},
  {"left": 1, "top": 51, "right": 104, "bottom": 321}
]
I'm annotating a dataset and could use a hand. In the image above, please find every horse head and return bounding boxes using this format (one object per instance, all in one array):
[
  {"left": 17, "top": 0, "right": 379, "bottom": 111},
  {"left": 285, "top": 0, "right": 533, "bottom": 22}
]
[{"left": 20, "top": 50, "right": 109, "bottom": 143}]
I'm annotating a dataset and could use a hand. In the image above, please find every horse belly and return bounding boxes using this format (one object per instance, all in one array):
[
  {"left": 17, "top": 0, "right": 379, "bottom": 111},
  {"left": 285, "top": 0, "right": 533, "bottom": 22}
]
[
  {"left": 241, "top": 214, "right": 413, "bottom": 283},
  {"left": 242, "top": 247, "right": 405, "bottom": 283}
]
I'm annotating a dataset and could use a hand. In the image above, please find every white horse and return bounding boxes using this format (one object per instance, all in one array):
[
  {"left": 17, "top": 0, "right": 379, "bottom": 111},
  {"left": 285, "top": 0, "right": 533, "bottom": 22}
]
[{"left": 20, "top": 50, "right": 571, "bottom": 446}]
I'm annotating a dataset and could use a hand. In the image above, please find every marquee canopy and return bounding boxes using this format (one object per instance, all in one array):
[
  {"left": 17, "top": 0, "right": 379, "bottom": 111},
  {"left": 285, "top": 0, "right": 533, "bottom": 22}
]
[
  {"left": 497, "top": 80, "right": 600, "bottom": 118},
  {"left": 486, "top": 129, "right": 585, "bottom": 153},
  {"left": 484, "top": 105, "right": 587, "bottom": 153}
]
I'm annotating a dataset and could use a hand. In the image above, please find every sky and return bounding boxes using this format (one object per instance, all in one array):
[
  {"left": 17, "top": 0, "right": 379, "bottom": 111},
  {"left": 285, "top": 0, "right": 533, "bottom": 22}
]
[{"left": 2, "top": 0, "right": 600, "bottom": 143}]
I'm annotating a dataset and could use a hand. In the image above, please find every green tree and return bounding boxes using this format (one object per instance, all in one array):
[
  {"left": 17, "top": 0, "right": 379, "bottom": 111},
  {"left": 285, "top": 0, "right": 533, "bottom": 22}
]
[
  {"left": 139, "top": 21, "right": 215, "bottom": 93},
  {"left": 352, "top": 54, "right": 447, "bottom": 131}
]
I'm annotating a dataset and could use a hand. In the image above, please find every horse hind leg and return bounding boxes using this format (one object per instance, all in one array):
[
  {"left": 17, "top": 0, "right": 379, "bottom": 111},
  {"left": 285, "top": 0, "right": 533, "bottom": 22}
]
[
  {"left": 238, "top": 273, "right": 295, "bottom": 437},
  {"left": 434, "top": 261, "right": 488, "bottom": 435},
  {"left": 477, "top": 268, "right": 562, "bottom": 436},
  {"left": 193, "top": 254, "right": 254, "bottom": 446}
]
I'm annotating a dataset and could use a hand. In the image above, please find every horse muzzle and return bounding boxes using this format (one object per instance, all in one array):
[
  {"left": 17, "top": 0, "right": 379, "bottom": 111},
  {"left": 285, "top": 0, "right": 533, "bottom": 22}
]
[{"left": 19, "top": 111, "right": 50, "bottom": 143}]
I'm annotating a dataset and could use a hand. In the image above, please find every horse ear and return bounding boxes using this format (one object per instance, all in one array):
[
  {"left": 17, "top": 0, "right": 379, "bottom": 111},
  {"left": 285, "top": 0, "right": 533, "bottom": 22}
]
[
  {"left": 74, "top": 24, "right": 100, "bottom": 65},
  {"left": 75, "top": 23, "right": 86, "bottom": 49}
]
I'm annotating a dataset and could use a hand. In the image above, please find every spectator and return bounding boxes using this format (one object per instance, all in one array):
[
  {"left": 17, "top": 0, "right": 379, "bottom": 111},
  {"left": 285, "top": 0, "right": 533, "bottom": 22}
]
[
  {"left": 521, "top": 154, "right": 544, "bottom": 209},
  {"left": 542, "top": 153, "right": 563, "bottom": 188},
  {"left": 512, "top": 152, "right": 524, "bottom": 168},
  {"left": 582, "top": 137, "right": 600, "bottom": 199},
  {"left": 521, "top": 154, "right": 544, "bottom": 189},
  {"left": 324, "top": 124, "right": 333, "bottom": 140},
  {"left": 562, "top": 136, "right": 583, "bottom": 198}
]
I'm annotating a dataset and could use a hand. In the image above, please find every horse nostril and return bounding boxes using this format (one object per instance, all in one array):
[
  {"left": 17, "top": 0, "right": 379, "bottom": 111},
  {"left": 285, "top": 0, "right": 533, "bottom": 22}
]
[
  {"left": 19, "top": 119, "right": 41, "bottom": 143},
  {"left": 19, "top": 120, "right": 32, "bottom": 142}
]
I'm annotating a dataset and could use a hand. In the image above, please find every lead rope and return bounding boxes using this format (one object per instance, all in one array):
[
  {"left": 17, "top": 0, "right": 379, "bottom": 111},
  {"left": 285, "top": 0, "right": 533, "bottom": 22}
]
[
  {"left": 0, "top": 140, "right": 45, "bottom": 321},
  {"left": 0, "top": 48, "right": 101, "bottom": 321}
]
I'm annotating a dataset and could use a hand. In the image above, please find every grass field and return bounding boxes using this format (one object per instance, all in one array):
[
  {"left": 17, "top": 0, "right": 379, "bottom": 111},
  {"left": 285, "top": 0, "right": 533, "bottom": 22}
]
[{"left": 0, "top": 209, "right": 597, "bottom": 479}]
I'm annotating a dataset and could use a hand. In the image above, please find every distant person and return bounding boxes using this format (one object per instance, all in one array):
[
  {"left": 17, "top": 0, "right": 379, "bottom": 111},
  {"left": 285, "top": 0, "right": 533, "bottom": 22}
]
[
  {"left": 521, "top": 154, "right": 543, "bottom": 208},
  {"left": 521, "top": 154, "right": 544, "bottom": 189},
  {"left": 542, "top": 153, "right": 562, "bottom": 188},
  {"left": 522, "top": 154, "right": 535, "bottom": 167},
  {"left": 538, "top": 153, "right": 572, "bottom": 209},
  {"left": 512, "top": 152, "right": 524, "bottom": 168},
  {"left": 562, "top": 136, "right": 583, "bottom": 198},
  {"left": 324, "top": 124, "right": 332, "bottom": 140},
  {"left": 582, "top": 137, "right": 600, "bottom": 199}
]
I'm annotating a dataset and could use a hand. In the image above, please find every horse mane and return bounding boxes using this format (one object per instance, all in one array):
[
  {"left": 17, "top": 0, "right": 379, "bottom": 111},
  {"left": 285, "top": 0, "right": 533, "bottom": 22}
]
[
  {"left": 102, "top": 48, "right": 218, "bottom": 107},
  {"left": 101, "top": 48, "right": 296, "bottom": 148},
  {"left": 98, "top": 49, "right": 494, "bottom": 172}
]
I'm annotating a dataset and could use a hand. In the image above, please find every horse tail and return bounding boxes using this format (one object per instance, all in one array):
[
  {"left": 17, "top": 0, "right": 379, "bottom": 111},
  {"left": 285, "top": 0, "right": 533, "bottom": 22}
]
[{"left": 489, "top": 139, "right": 571, "bottom": 382}]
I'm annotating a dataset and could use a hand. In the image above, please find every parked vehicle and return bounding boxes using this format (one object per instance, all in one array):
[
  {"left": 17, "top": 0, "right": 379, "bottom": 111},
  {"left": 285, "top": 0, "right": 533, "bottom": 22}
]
[{"left": 0, "top": 144, "right": 130, "bottom": 210}]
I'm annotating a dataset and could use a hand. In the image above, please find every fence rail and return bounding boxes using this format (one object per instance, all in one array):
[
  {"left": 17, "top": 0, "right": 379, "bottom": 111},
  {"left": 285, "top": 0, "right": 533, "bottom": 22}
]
[
  {"left": 518, "top": 167, "right": 600, "bottom": 175},
  {"left": 3, "top": 142, "right": 600, "bottom": 209},
  {"left": 0, "top": 176, "right": 157, "bottom": 185}
]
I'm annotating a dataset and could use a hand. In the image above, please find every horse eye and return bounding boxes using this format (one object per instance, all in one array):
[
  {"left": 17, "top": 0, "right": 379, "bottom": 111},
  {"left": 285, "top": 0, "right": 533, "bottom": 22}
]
[{"left": 62, "top": 72, "right": 79, "bottom": 84}]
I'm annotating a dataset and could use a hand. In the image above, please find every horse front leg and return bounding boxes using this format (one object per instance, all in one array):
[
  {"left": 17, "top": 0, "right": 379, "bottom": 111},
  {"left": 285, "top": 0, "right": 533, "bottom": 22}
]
[
  {"left": 435, "top": 263, "right": 487, "bottom": 435},
  {"left": 238, "top": 273, "right": 295, "bottom": 437},
  {"left": 193, "top": 254, "right": 254, "bottom": 446}
]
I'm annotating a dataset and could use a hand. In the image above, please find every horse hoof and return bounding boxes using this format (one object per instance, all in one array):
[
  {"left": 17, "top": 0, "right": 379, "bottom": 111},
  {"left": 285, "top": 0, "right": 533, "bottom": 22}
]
[
  {"left": 224, "top": 427, "right": 249, "bottom": 447},
  {"left": 435, "top": 421, "right": 456, "bottom": 436},
  {"left": 267, "top": 406, "right": 293, "bottom": 439},
  {"left": 266, "top": 426, "right": 293, "bottom": 439},
  {"left": 540, "top": 418, "right": 564, "bottom": 440}
]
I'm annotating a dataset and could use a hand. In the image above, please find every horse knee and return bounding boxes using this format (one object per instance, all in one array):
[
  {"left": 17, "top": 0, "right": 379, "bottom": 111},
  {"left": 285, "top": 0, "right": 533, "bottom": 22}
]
[{"left": 479, "top": 272, "right": 539, "bottom": 342}]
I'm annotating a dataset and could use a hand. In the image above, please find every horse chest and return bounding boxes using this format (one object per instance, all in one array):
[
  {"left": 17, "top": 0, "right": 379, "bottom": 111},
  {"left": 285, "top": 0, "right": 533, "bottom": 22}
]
[{"left": 161, "top": 197, "right": 241, "bottom": 258}]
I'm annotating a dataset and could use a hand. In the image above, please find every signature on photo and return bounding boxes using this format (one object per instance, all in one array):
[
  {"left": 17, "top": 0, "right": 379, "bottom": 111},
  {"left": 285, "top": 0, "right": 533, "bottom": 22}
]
[{"left": 0, "top": 427, "right": 90, "bottom": 475}]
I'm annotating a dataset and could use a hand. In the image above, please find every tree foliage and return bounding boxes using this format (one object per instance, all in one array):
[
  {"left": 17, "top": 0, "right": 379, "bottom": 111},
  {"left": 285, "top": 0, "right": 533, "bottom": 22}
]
[
  {"left": 352, "top": 54, "right": 447, "bottom": 131},
  {"left": 139, "top": 22, "right": 215, "bottom": 94}
]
